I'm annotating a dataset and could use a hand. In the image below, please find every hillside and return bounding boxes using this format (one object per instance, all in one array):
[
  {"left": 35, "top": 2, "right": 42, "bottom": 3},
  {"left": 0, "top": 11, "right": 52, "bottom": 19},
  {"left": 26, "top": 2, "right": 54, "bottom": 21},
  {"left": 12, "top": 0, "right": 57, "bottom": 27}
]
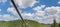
[{"left": 0, "top": 20, "right": 51, "bottom": 27}]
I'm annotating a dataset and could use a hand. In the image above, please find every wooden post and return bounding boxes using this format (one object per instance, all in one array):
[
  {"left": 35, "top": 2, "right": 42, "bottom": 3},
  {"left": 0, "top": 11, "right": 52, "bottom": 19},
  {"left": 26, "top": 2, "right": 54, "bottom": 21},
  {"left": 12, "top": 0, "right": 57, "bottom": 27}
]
[{"left": 11, "top": 0, "right": 26, "bottom": 27}]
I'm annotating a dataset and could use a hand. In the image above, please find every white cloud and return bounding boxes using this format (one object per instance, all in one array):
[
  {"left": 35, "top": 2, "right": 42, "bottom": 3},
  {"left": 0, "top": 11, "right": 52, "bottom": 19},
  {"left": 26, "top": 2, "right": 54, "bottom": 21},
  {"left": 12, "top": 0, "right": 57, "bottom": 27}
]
[
  {"left": 22, "top": 13, "right": 34, "bottom": 16},
  {"left": 45, "top": 6, "right": 60, "bottom": 15},
  {"left": 0, "top": 0, "right": 7, "bottom": 3},
  {"left": 45, "top": 14, "right": 60, "bottom": 24},
  {"left": 0, "top": 14, "right": 18, "bottom": 21},
  {"left": 14, "top": 0, "right": 37, "bottom": 8},
  {"left": 21, "top": 13, "right": 34, "bottom": 20},
  {"left": 58, "top": 1, "right": 60, "bottom": 4},
  {"left": 32, "top": 6, "right": 60, "bottom": 24},
  {"left": 7, "top": 7, "right": 36, "bottom": 21},
  {"left": 44, "top": 6, "right": 60, "bottom": 23},
  {"left": 33, "top": 5, "right": 45, "bottom": 12},
  {"left": 2, "top": 14, "right": 13, "bottom": 18},
  {"left": 35, "top": 11, "right": 45, "bottom": 16},
  {"left": 7, "top": 6, "right": 60, "bottom": 24},
  {"left": 0, "top": 9, "right": 1, "bottom": 11},
  {"left": 7, "top": 7, "right": 18, "bottom": 16}
]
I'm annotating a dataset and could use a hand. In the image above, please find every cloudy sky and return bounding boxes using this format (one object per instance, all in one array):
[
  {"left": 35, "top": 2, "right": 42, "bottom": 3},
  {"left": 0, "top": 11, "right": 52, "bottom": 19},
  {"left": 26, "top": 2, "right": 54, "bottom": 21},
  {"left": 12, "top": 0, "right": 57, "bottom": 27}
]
[{"left": 0, "top": 0, "right": 60, "bottom": 24}]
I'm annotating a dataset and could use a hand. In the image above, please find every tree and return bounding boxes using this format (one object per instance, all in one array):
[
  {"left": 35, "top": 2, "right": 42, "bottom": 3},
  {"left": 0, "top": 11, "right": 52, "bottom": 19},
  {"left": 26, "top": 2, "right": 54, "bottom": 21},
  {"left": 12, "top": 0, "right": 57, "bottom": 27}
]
[
  {"left": 51, "top": 19, "right": 57, "bottom": 27},
  {"left": 58, "top": 23, "right": 60, "bottom": 27}
]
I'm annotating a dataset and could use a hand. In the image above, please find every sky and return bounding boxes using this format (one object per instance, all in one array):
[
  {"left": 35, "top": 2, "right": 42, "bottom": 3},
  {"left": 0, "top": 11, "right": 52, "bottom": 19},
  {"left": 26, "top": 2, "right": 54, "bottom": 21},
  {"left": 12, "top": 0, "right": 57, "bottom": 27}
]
[{"left": 0, "top": 0, "right": 60, "bottom": 24}]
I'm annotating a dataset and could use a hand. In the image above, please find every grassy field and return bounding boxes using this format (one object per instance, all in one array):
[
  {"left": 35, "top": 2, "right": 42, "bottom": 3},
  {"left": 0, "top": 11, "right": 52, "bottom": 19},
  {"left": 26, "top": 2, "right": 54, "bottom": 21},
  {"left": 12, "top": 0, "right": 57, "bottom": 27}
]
[{"left": 0, "top": 20, "right": 51, "bottom": 27}]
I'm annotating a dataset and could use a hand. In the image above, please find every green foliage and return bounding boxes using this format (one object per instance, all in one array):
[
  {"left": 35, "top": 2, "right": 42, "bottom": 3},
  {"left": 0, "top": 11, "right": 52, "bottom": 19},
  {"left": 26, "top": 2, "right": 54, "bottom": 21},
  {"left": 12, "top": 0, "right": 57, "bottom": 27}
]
[
  {"left": 51, "top": 19, "right": 58, "bottom": 27},
  {"left": 58, "top": 23, "right": 60, "bottom": 27},
  {"left": 0, "top": 20, "right": 51, "bottom": 27}
]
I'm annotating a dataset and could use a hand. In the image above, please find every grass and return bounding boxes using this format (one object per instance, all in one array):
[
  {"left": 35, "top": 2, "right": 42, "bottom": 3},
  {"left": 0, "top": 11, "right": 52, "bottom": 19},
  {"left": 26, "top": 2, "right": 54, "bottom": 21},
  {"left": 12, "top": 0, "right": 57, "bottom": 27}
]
[{"left": 0, "top": 20, "right": 51, "bottom": 27}]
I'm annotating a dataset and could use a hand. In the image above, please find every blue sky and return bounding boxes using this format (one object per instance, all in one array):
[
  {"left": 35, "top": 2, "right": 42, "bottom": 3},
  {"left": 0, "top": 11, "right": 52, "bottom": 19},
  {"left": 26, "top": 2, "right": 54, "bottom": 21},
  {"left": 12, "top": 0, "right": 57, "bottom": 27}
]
[
  {"left": 0, "top": 0, "right": 60, "bottom": 14},
  {"left": 0, "top": 0, "right": 60, "bottom": 24}
]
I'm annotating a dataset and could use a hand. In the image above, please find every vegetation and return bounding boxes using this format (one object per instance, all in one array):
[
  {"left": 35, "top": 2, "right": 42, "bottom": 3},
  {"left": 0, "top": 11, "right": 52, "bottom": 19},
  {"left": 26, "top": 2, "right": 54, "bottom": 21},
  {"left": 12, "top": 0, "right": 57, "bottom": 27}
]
[
  {"left": 51, "top": 19, "right": 58, "bottom": 27},
  {"left": 58, "top": 23, "right": 60, "bottom": 27},
  {"left": 0, "top": 20, "right": 51, "bottom": 27}
]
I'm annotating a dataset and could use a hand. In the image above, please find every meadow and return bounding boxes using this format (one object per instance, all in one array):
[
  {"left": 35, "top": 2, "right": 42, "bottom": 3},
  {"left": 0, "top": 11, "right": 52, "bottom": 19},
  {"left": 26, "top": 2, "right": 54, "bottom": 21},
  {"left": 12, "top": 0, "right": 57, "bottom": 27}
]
[{"left": 0, "top": 20, "right": 51, "bottom": 27}]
